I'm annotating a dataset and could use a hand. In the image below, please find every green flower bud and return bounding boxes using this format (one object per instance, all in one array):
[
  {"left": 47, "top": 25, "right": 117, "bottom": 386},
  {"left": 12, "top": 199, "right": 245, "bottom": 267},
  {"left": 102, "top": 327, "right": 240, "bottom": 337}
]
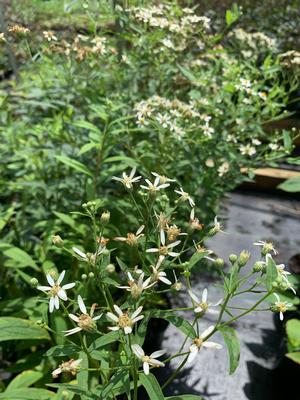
[
  {"left": 106, "top": 263, "right": 115, "bottom": 273},
  {"left": 183, "top": 270, "right": 191, "bottom": 278},
  {"left": 229, "top": 254, "right": 238, "bottom": 264},
  {"left": 238, "top": 250, "right": 251, "bottom": 267},
  {"left": 52, "top": 235, "right": 64, "bottom": 247},
  {"left": 81, "top": 274, "right": 87, "bottom": 280},
  {"left": 100, "top": 211, "right": 110, "bottom": 225},
  {"left": 30, "top": 278, "right": 38, "bottom": 287},
  {"left": 253, "top": 262, "right": 265, "bottom": 273},
  {"left": 88, "top": 272, "right": 95, "bottom": 278},
  {"left": 172, "top": 281, "right": 183, "bottom": 291},
  {"left": 215, "top": 258, "right": 224, "bottom": 268}
]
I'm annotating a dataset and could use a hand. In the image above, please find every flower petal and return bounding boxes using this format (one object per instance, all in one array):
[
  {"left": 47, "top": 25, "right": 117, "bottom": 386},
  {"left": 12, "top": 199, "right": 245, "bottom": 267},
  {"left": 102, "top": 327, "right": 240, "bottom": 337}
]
[
  {"left": 131, "top": 344, "right": 145, "bottom": 358},
  {"left": 143, "top": 362, "right": 150, "bottom": 375},
  {"left": 78, "top": 295, "right": 87, "bottom": 314},
  {"left": 202, "top": 288, "right": 208, "bottom": 303},
  {"left": 131, "top": 306, "right": 143, "bottom": 319},
  {"left": 46, "top": 274, "right": 55, "bottom": 286},
  {"left": 57, "top": 270, "right": 66, "bottom": 285},
  {"left": 150, "top": 349, "right": 166, "bottom": 359},
  {"left": 69, "top": 313, "right": 79, "bottom": 322}
]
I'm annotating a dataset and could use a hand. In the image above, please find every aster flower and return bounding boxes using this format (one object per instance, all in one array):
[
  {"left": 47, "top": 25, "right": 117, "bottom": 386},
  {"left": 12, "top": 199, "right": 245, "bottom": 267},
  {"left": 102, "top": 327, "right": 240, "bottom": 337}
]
[
  {"left": 174, "top": 187, "right": 195, "bottom": 207},
  {"left": 146, "top": 229, "right": 181, "bottom": 260},
  {"left": 131, "top": 344, "right": 165, "bottom": 375},
  {"left": 107, "top": 305, "right": 144, "bottom": 334},
  {"left": 151, "top": 258, "right": 172, "bottom": 285},
  {"left": 52, "top": 359, "right": 81, "bottom": 378},
  {"left": 187, "top": 326, "right": 222, "bottom": 363},
  {"left": 114, "top": 225, "right": 145, "bottom": 246},
  {"left": 118, "top": 272, "right": 155, "bottom": 298},
  {"left": 253, "top": 240, "right": 278, "bottom": 256},
  {"left": 64, "top": 295, "right": 102, "bottom": 336},
  {"left": 272, "top": 293, "right": 292, "bottom": 321},
  {"left": 112, "top": 167, "right": 142, "bottom": 189},
  {"left": 189, "top": 288, "right": 222, "bottom": 314},
  {"left": 72, "top": 245, "right": 106, "bottom": 264},
  {"left": 151, "top": 172, "right": 176, "bottom": 184},
  {"left": 189, "top": 209, "right": 204, "bottom": 231},
  {"left": 37, "top": 271, "right": 75, "bottom": 313},
  {"left": 140, "top": 176, "right": 170, "bottom": 193}
]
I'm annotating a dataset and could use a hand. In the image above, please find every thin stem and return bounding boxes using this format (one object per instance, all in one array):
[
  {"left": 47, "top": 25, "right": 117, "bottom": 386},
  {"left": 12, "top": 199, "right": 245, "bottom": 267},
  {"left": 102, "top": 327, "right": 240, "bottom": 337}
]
[{"left": 162, "top": 354, "right": 189, "bottom": 390}]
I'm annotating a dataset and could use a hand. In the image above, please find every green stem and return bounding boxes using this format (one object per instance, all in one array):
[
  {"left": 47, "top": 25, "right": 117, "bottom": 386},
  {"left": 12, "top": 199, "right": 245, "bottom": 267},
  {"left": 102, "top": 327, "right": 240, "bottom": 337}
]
[{"left": 162, "top": 354, "right": 189, "bottom": 390}]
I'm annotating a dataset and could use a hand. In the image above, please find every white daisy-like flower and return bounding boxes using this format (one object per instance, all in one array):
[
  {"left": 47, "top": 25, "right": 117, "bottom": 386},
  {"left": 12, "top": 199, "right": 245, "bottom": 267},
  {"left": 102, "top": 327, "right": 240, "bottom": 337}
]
[
  {"left": 174, "top": 187, "right": 195, "bottom": 207},
  {"left": 107, "top": 305, "right": 144, "bottom": 334},
  {"left": 112, "top": 167, "right": 142, "bottom": 189},
  {"left": 114, "top": 225, "right": 145, "bottom": 246},
  {"left": 64, "top": 295, "right": 102, "bottom": 336},
  {"left": 131, "top": 344, "right": 165, "bottom": 375},
  {"left": 151, "top": 172, "right": 176, "bottom": 184},
  {"left": 118, "top": 272, "right": 155, "bottom": 298},
  {"left": 151, "top": 257, "right": 172, "bottom": 285},
  {"left": 187, "top": 325, "right": 222, "bottom": 363},
  {"left": 146, "top": 230, "right": 181, "bottom": 260},
  {"left": 72, "top": 245, "right": 106, "bottom": 264},
  {"left": 52, "top": 359, "right": 82, "bottom": 378},
  {"left": 189, "top": 288, "right": 222, "bottom": 314},
  {"left": 211, "top": 216, "right": 226, "bottom": 234},
  {"left": 253, "top": 240, "right": 278, "bottom": 255},
  {"left": 272, "top": 293, "right": 292, "bottom": 321},
  {"left": 37, "top": 271, "right": 75, "bottom": 313},
  {"left": 140, "top": 176, "right": 170, "bottom": 193}
]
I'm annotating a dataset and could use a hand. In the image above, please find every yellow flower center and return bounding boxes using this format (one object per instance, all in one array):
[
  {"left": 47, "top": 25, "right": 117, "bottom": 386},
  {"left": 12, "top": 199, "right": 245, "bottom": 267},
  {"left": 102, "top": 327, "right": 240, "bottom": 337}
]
[
  {"left": 78, "top": 314, "right": 95, "bottom": 331},
  {"left": 49, "top": 284, "right": 61, "bottom": 297},
  {"left": 118, "top": 313, "right": 133, "bottom": 328},
  {"left": 193, "top": 338, "right": 203, "bottom": 348},
  {"left": 277, "top": 302, "right": 287, "bottom": 313},
  {"left": 198, "top": 302, "right": 208, "bottom": 312},
  {"left": 159, "top": 246, "right": 169, "bottom": 256},
  {"left": 126, "top": 233, "right": 138, "bottom": 246}
]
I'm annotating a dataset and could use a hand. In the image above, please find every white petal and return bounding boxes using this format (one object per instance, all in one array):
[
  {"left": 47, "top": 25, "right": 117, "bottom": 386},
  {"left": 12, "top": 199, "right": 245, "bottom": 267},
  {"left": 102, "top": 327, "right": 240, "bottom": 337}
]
[
  {"left": 150, "top": 359, "right": 165, "bottom": 367},
  {"left": 136, "top": 225, "right": 145, "bottom": 235},
  {"left": 46, "top": 274, "right": 55, "bottom": 286},
  {"left": 189, "top": 290, "right": 200, "bottom": 303},
  {"left": 72, "top": 247, "right": 87, "bottom": 260},
  {"left": 69, "top": 313, "right": 79, "bottom": 322},
  {"left": 143, "top": 362, "right": 150, "bottom": 375},
  {"left": 131, "top": 306, "right": 143, "bottom": 319},
  {"left": 49, "top": 297, "right": 55, "bottom": 313},
  {"left": 280, "top": 312, "right": 284, "bottom": 321},
  {"left": 168, "top": 252, "right": 180, "bottom": 257},
  {"left": 37, "top": 286, "right": 51, "bottom": 292},
  {"left": 167, "top": 240, "right": 181, "bottom": 249},
  {"left": 124, "top": 326, "right": 132, "bottom": 334},
  {"left": 274, "top": 293, "right": 280, "bottom": 302},
  {"left": 64, "top": 327, "right": 82, "bottom": 336},
  {"left": 93, "top": 314, "right": 102, "bottom": 321},
  {"left": 202, "top": 288, "right": 208, "bottom": 303},
  {"left": 114, "top": 237, "right": 127, "bottom": 242},
  {"left": 159, "top": 276, "right": 172, "bottom": 285},
  {"left": 54, "top": 295, "right": 60, "bottom": 309},
  {"left": 132, "top": 315, "right": 144, "bottom": 323},
  {"left": 150, "top": 349, "right": 166, "bottom": 359},
  {"left": 62, "top": 282, "right": 75, "bottom": 290},
  {"left": 212, "top": 299, "right": 222, "bottom": 307},
  {"left": 107, "top": 312, "right": 119, "bottom": 322},
  {"left": 130, "top": 167, "right": 136, "bottom": 178},
  {"left": 187, "top": 345, "right": 198, "bottom": 363},
  {"left": 78, "top": 295, "right": 87, "bottom": 314},
  {"left": 201, "top": 325, "right": 215, "bottom": 339},
  {"left": 108, "top": 326, "right": 120, "bottom": 331},
  {"left": 194, "top": 306, "right": 203, "bottom": 313},
  {"left": 58, "top": 289, "right": 67, "bottom": 301},
  {"left": 131, "top": 344, "right": 145, "bottom": 358},
  {"left": 160, "top": 229, "right": 165, "bottom": 246},
  {"left": 57, "top": 270, "right": 65, "bottom": 285},
  {"left": 146, "top": 248, "right": 159, "bottom": 253},
  {"left": 207, "top": 309, "right": 219, "bottom": 315},
  {"left": 113, "top": 304, "right": 123, "bottom": 316},
  {"left": 203, "top": 341, "right": 222, "bottom": 349}
]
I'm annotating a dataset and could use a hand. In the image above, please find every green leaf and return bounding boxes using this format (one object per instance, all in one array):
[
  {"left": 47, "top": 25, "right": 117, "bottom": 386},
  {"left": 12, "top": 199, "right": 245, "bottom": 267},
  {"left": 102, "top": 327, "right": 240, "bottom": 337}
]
[
  {"left": 0, "top": 388, "right": 54, "bottom": 399},
  {"left": 265, "top": 255, "right": 278, "bottom": 291},
  {"left": 0, "top": 317, "right": 50, "bottom": 342},
  {"left": 103, "top": 156, "right": 138, "bottom": 168},
  {"left": 73, "top": 120, "right": 101, "bottom": 134},
  {"left": 277, "top": 176, "right": 300, "bottom": 193},
  {"left": 0, "top": 206, "right": 14, "bottom": 232},
  {"left": 45, "top": 344, "right": 81, "bottom": 357},
  {"left": 286, "top": 319, "right": 300, "bottom": 348},
  {"left": 47, "top": 384, "right": 93, "bottom": 398},
  {"left": 150, "top": 310, "right": 196, "bottom": 339},
  {"left": 53, "top": 211, "right": 75, "bottom": 229},
  {"left": 286, "top": 351, "right": 300, "bottom": 365},
  {"left": 177, "top": 64, "right": 197, "bottom": 82},
  {"left": 98, "top": 370, "right": 128, "bottom": 399},
  {"left": 6, "top": 370, "right": 43, "bottom": 390},
  {"left": 188, "top": 252, "right": 209, "bottom": 270},
  {"left": 0, "top": 243, "right": 38, "bottom": 270},
  {"left": 139, "top": 373, "right": 164, "bottom": 400},
  {"left": 56, "top": 155, "right": 93, "bottom": 177},
  {"left": 219, "top": 326, "right": 240, "bottom": 374},
  {"left": 78, "top": 142, "right": 99, "bottom": 156},
  {"left": 88, "top": 331, "right": 120, "bottom": 354}
]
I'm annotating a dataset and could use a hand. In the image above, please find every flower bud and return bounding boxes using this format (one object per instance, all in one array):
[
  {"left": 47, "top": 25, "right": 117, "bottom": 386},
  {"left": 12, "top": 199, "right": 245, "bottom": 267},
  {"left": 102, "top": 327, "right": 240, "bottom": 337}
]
[
  {"left": 100, "top": 211, "right": 110, "bottom": 225},
  {"left": 88, "top": 272, "right": 95, "bottom": 278},
  {"left": 106, "top": 263, "right": 115, "bottom": 273},
  {"left": 229, "top": 254, "right": 238, "bottom": 264},
  {"left": 238, "top": 250, "right": 250, "bottom": 267},
  {"left": 183, "top": 270, "right": 191, "bottom": 278},
  {"left": 52, "top": 235, "right": 64, "bottom": 247},
  {"left": 253, "top": 261, "right": 265, "bottom": 273},
  {"left": 81, "top": 274, "right": 87, "bottom": 280},
  {"left": 215, "top": 258, "right": 224, "bottom": 268},
  {"left": 30, "top": 278, "right": 38, "bottom": 287},
  {"left": 172, "top": 281, "right": 183, "bottom": 291}
]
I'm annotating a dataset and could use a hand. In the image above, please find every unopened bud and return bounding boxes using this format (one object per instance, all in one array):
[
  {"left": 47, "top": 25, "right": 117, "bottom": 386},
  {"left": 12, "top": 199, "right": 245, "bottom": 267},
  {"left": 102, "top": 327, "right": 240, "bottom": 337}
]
[
  {"left": 81, "top": 274, "right": 87, "bottom": 280},
  {"left": 106, "top": 263, "right": 115, "bottom": 273},
  {"left": 52, "top": 235, "right": 64, "bottom": 247},
  {"left": 229, "top": 254, "right": 238, "bottom": 264},
  {"left": 183, "top": 270, "right": 191, "bottom": 278},
  {"left": 30, "top": 278, "right": 38, "bottom": 287},
  {"left": 253, "top": 261, "right": 265, "bottom": 273},
  {"left": 172, "top": 281, "right": 183, "bottom": 291},
  {"left": 238, "top": 250, "right": 250, "bottom": 267},
  {"left": 100, "top": 211, "right": 110, "bottom": 225},
  {"left": 88, "top": 272, "right": 95, "bottom": 278},
  {"left": 215, "top": 258, "right": 224, "bottom": 268}
]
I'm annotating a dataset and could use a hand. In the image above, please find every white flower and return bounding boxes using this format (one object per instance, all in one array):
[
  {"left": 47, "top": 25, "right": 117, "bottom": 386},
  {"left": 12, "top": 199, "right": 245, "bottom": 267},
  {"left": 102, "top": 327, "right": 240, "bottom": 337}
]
[
  {"left": 140, "top": 176, "right": 170, "bottom": 193},
  {"left": 174, "top": 187, "right": 195, "bottom": 207},
  {"left": 187, "top": 326, "right": 222, "bottom": 363},
  {"left": 252, "top": 138, "right": 262, "bottom": 146},
  {"left": 156, "top": 113, "right": 170, "bottom": 128},
  {"left": 189, "top": 288, "right": 222, "bottom": 314},
  {"left": 43, "top": 30, "right": 57, "bottom": 41},
  {"left": 107, "top": 305, "right": 144, "bottom": 334},
  {"left": 239, "top": 144, "right": 256, "bottom": 156},
  {"left": 131, "top": 344, "right": 165, "bottom": 375},
  {"left": 253, "top": 240, "right": 278, "bottom": 255},
  {"left": 151, "top": 172, "right": 176, "bottom": 184},
  {"left": 72, "top": 245, "right": 106, "bottom": 264},
  {"left": 146, "top": 230, "right": 181, "bottom": 260},
  {"left": 218, "top": 162, "right": 229, "bottom": 177},
  {"left": 52, "top": 359, "right": 81, "bottom": 378},
  {"left": 210, "top": 216, "right": 226, "bottom": 234},
  {"left": 118, "top": 272, "right": 155, "bottom": 298},
  {"left": 114, "top": 225, "right": 145, "bottom": 246},
  {"left": 272, "top": 293, "right": 292, "bottom": 321},
  {"left": 151, "top": 257, "right": 172, "bottom": 285},
  {"left": 64, "top": 295, "right": 102, "bottom": 336},
  {"left": 112, "top": 167, "right": 142, "bottom": 189},
  {"left": 37, "top": 271, "right": 75, "bottom": 313}
]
